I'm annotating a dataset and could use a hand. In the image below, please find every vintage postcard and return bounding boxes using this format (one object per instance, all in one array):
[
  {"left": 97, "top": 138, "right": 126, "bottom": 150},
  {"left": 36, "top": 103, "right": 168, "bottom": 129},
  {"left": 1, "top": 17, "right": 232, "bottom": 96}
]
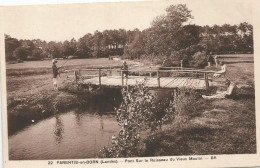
[{"left": 1, "top": 0, "right": 260, "bottom": 167}]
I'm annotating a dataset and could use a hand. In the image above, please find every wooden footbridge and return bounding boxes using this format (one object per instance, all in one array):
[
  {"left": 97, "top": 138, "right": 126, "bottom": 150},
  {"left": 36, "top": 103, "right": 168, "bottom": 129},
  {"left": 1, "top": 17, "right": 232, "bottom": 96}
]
[{"left": 65, "top": 67, "right": 215, "bottom": 90}]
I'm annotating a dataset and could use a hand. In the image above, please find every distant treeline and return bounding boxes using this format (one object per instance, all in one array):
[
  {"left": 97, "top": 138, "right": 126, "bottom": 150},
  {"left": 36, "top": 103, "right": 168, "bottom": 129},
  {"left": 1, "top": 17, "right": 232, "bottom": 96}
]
[{"left": 5, "top": 5, "right": 253, "bottom": 65}]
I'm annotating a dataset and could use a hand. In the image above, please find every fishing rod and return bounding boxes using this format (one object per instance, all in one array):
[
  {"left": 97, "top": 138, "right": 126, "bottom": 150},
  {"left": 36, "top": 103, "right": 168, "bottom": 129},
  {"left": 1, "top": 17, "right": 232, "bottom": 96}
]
[{"left": 59, "top": 49, "right": 79, "bottom": 68}]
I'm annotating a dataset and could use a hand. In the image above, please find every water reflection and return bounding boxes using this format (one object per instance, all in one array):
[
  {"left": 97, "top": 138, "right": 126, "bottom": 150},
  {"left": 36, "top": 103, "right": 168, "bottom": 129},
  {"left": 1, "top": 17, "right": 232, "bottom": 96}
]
[
  {"left": 74, "top": 111, "right": 82, "bottom": 126},
  {"left": 100, "top": 116, "right": 104, "bottom": 130},
  {"left": 53, "top": 115, "right": 64, "bottom": 144},
  {"left": 8, "top": 88, "right": 176, "bottom": 159}
]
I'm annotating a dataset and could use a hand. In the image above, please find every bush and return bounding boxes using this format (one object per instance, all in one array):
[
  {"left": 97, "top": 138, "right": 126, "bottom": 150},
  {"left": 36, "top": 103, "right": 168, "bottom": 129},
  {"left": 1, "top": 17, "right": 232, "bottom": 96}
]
[
  {"left": 99, "top": 82, "right": 174, "bottom": 158},
  {"left": 99, "top": 84, "right": 201, "bottom": 158},
  {"left": 189, "top": 51, "right": 207, "bottom": 68},
  {"left": 162, "top": 87, "right": 200, "bottom": 124}
]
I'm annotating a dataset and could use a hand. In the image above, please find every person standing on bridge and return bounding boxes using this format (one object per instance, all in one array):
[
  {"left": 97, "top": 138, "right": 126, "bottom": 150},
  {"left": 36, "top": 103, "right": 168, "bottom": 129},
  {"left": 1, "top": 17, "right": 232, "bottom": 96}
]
[
  {"left": 214, "top": 55, "right": 219, "bottom": 67},
  {"left": 207, "top": 52, "right": 214, "bottom": 67},
  {"left": 52, "top": 58, "right": 60, "bottom": 90},
  {"left": 122, "top": 60, "right": 129, "bottom": 78}
]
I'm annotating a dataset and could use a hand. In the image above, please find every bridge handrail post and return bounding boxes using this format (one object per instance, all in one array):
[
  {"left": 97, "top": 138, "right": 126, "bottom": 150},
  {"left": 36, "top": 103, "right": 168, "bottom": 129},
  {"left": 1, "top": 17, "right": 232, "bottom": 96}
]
[
  {"left": 121, "top": 71, "right": 124, "bottom": 86},
  {"left": 204, "top": 72, "right": 209, "bottom": 91},
  {"left": 109, "top": 66, "right": 112, "bottom": 76},
  {"left": 157, "top": 70, "right": 160, "bottom": 88},
  {"left": 99, "top": 68, "right": 101, "bottom": 86},
  {"left": 74, "top": 70, "right": 80, "bottom": 84},
  {"left": 74, "top": 70, "right": 77, "bottom": 83}
]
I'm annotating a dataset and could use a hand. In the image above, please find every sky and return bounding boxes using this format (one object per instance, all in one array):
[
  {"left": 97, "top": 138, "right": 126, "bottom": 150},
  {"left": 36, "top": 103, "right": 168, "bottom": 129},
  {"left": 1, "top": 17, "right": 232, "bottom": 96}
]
[{"left": 2, "top": 0, "right": 254, "bottom": 42}]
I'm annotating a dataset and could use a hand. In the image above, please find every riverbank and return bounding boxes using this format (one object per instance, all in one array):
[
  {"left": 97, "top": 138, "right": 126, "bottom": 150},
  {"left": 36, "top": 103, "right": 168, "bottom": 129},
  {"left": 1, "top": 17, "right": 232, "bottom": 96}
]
[
  {"left": 142, "top": 87, "right": 256, "bottom": 155},
  {"left": 6, "top": 55, "right": 256, "bottom": 156},
  {"left": 6, "top": 58, "right": 130, "bottom": 135},
  {"left": 141, "top": 54, "right": 256, "bottom": 155}
]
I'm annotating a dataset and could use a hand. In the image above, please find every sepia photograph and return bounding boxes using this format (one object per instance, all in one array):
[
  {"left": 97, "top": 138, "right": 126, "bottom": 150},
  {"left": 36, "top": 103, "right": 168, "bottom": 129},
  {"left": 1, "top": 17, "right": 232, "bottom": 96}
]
[{"left": 1, "top": 0, "right": 260, "bottom": 167}]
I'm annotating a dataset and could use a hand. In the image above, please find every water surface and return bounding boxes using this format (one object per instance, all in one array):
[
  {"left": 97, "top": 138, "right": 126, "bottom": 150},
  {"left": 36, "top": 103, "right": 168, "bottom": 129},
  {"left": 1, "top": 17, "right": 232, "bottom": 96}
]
[{"left": 9, "top": 111, "right": 120, "bottom": 160}]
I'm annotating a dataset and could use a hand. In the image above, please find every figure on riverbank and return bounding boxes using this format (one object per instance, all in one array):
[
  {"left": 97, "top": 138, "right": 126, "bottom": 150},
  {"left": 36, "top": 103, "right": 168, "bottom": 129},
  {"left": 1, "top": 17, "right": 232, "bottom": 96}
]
[
  {"left": 202, "top": 79, "right": 236, "bottom": 99},
  {"left": 213, "top": 62, "right": 227, "bottom": 77},
  {"left": 52, "top": 59, "right": 60, "bottom": 90}
]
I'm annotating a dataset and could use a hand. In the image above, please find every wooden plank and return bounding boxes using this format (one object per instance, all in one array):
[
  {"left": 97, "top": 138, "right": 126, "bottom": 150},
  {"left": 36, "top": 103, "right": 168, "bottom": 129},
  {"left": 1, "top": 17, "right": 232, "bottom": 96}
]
[
  {"left": 158, "top": 77, "right": 168, "bottom": 87},
  {"left": 164, "top": 77, "right": 179, "bottom": 88},
  {"left": 126, "top": 77, "right": 144, "bottom": 85},
  {"left": 168, "top": 78, "right": 182, "bottom": 88},
  {"left": 197, "top": 79, "right": 201, "bottom": 88},
  {"left": 169, "top": 78, "right": 185, "bottom": 88},
  {"left": 147, "top": 77, "right": 159, "bottom": 87},
  {"left": 185, "top": 78, "right": 195, "bottom": 88},
  {"left": 187, "top": 78, "right": 195, "bottom": 88},
  {"left": 194, "top": 78, "right": 200, "bottom": 87},
  {"left": 146, "top": 78, "right": 158, "bottom": 88},
  {"left": 160, "top": 78, "right": 172, "bottom": 88},
  {"left": 179, "top": 78, "right": 189, "bottom": 87},
  {"left": 176, "top": 78, "right": 187, "bottom": 87},
  {"left": 99, "top": 76, "right": 114, "bottom": 85},
  {"left": 81, "top": 75, "right": 208, "bottom": 90},
  {"left": 198, "top": 79, "right": 205, "bottom": 89}
]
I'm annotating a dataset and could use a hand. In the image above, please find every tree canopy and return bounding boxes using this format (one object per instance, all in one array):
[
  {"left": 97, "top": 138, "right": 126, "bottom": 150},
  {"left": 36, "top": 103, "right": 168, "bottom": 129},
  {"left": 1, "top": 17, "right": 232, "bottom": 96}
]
[{"left": 5, "top": 4, "right": 253, "bottom": 63}]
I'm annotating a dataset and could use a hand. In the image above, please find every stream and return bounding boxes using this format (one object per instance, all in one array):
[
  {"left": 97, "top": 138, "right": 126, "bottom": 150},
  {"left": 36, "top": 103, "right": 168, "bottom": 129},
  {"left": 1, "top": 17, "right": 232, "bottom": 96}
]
[{"left": 8, "top": 88, "right": 174, "bottom": 160}]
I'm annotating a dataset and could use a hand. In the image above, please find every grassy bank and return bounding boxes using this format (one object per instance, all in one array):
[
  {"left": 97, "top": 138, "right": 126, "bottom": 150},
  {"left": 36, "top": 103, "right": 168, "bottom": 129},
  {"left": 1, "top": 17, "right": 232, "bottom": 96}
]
[
  {"left": 8, "top": 82, "right": 84, "bottom": 135},
  {"left": 6, "top": 58, "right": 128, "bottom": 135},
  {"left": 143, "top": 89, "right": 256, "bottom": 155},
  {"left": 6, "top": 58, "right": 128, "bottom": 76},
  {"left": 141, "top": 54, "right": 256, "bottom": 155}
]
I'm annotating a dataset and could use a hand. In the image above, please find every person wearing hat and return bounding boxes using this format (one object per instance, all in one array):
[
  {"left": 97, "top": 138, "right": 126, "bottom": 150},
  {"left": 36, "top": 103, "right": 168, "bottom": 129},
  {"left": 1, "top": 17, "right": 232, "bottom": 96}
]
[{"left": 52, "top": 58, "right": 60, "bottom": 90}]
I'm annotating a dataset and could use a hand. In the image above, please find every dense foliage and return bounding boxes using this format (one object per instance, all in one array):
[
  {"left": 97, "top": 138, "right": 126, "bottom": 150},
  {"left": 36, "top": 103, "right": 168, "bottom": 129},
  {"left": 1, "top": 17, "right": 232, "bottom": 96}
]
[
  {"left": 99, "top": 83, "right": 200, "bottom": 158},
  {"left": 5, "top": 4, "right": 253, "bottom": 66},
  {"left": 99, "top": 83, "right": 169, "bottom": 157}
]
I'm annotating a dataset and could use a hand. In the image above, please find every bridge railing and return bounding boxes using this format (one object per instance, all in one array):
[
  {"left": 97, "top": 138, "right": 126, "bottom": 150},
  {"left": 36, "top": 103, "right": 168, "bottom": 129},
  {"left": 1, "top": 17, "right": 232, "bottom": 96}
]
[{"left": 64, "top": 68, "right": 215, "bottom": 90}]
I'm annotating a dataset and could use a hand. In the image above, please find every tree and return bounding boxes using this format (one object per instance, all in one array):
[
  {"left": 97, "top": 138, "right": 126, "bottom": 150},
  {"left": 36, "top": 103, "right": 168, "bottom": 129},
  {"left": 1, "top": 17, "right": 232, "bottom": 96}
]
[
  {"left": 14, "top": 47, "right": 29, "bottom": 61},
  {"left": 62, "top": 39, "right": 77, "bottom": 57},
  {"left": 92, "top": 31, "right": 104, "bottom": 58},
  {"left": 124, "top": 30, "right": 145, "bottom": 59},
  {"left": 148, "top": 4, "right": 193, "bottom": 58},
  {"left": 46, "top": 41, "right": 62, "bottom": 58},
  {"left": 175, "top": 24, "right": 201, "bottom": 50},
  {"left": 77, "top": 33, "right": 93, "bottom": 58},
  {"left": 5, "top": 34, "right": 21, "bottom": 61},
  {"left": 31, "top": 48, "right": 43, "bottom": 60}
]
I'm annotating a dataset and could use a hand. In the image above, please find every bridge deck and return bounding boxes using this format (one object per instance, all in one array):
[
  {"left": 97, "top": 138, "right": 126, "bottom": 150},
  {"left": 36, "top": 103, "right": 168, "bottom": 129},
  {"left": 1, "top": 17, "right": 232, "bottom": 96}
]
[{"left": 82, "top": 76, "right": 209, "bottom": 89}]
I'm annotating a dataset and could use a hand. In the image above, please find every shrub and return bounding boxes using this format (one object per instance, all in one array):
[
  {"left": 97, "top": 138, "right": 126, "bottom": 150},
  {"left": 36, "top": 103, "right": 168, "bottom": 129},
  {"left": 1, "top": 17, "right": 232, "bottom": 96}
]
[
  {"left": 173, "top": 88, "right": 200, "bottom": 122},
  {"left": 189, "top": 51, "right": 207, "bottom": 68},
  {"left": 162, "top": 87, "right": 200, "bottom": 124},
  {"left": 99, "top": 84, "right": 200, "bottom": 158},
  {"left": 99, "top": 82, "right": 174, "bottom": 157}
]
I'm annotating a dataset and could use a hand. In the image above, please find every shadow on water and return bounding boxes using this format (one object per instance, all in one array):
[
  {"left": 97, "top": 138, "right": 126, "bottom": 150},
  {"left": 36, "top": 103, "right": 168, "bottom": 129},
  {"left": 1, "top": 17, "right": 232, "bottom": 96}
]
[
  {"left": 8, "top": 87, "right": 177, "bottom": 159},
  {"left": 8, "top": 85, "right": 176, "bottom": 137},
  {"left": 81, "top": 87, "right": 123, "bottom": 114},
  {"left": 82, "top": 87, "right": 176, "bottom": 114},
  {"left": 54, "top": 114, "right": 64, "bottom": 144}
]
